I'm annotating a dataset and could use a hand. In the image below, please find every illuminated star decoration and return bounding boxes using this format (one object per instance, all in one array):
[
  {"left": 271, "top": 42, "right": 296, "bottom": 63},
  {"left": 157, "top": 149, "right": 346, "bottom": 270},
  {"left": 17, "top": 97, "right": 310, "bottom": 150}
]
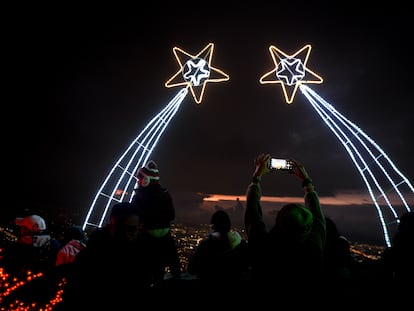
[
  {"left": 165, "top": 43, "right": 230, "bottom": 104},
  {"left": 259, "top": 44, "right": 323, "bottom": 104}
]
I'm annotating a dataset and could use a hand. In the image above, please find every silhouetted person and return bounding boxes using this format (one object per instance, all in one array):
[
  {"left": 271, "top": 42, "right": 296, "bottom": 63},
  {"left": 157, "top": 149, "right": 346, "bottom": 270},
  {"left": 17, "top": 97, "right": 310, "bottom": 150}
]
[
  {"left": 323, "top": 216, "right": 353, "bottom": 284},
  {"left": 1, "top": 214, "right": 57, "bottom": 276},
  {"left": 131, "top": 160, "right": 181, "bottom": 286},
  {"left": 187, "top": 209, "right": 250, "bottom": 286},
  {"left": 380, "top": 211, "right": 414, "bottom": 292},
  {"left": 244, "top": 153, "right": 326, "bottom": 290},
  {"left": 60, "top": 202, "right": 154, "bottom": 310},
  {"left": 0, "top": 214, "right": 61, "bottom": 307}
]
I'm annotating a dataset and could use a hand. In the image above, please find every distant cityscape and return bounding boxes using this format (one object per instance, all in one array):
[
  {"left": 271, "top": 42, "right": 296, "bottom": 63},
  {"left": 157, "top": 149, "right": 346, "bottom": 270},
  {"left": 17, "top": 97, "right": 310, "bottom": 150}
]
[
  {"left": 169, "top": 223, "right": 385, "bottom": 273},
  {"left": 0, "top": 222, "right": 386, "bottom": 310},
  {"left": 1, "top": 222, "right": 385, "bottom": 274}
]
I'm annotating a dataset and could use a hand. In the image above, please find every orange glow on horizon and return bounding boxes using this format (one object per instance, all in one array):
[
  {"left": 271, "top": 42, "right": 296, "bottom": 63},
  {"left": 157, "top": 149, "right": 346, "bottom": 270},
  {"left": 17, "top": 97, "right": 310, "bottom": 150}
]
[{"left": 202, "top": 192, "right": 405, "bottom": 206}]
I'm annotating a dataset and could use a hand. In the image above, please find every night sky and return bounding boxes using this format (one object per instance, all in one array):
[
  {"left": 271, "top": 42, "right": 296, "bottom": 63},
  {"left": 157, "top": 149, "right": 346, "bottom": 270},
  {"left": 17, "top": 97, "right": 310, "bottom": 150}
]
[{"left": 7, "top": 5, "right": 413, "bottom": 244}]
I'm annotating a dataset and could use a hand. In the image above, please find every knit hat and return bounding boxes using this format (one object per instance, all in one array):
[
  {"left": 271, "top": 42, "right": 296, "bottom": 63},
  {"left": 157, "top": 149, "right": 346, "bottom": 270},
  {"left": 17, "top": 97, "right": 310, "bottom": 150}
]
[
  {"left": 15, "top": 215, "right": 47, "bottom": 233},
  {"left": 276, "top": 203, "right": 313, "bottom": 240},
  {"left": 137, "top": 160, "right": 160, "bottom": 187}
]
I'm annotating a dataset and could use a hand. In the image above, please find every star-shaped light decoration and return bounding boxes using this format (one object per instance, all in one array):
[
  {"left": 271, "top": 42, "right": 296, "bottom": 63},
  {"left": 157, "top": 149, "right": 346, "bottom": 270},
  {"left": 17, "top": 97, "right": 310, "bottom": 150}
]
[
  {"left": 259, "top": 44, "right": 323, "bottom": 104},
  {"left": 165, "top": 43, "right": 230, "bottom": 104}
]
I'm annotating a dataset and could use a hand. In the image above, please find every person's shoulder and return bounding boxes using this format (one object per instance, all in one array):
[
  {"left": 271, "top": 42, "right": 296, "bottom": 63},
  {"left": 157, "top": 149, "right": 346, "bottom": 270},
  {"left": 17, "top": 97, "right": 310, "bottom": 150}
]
[
  {"left": 146, "top": 184, "right": 169, "bottom": 194},
  {"left": 159, "top": 185, "right": 170, "bottom": 193},
  {"left": 196, "top": 235, "right": 216, "bottom": 248},
  {"left": 159, "top": 186, "right": 173, "bottom": 199},
  {"left": 87, "top": 227, "right": 110, "bottom": 244},
  {"left": 64, "top": 239, "right": 87, "bottom": 250}
]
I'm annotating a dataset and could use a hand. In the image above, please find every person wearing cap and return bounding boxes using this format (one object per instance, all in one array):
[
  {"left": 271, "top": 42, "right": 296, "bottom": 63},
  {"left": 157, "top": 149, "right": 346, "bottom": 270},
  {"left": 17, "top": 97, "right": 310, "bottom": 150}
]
[
  {"left": 131, "top": 160, "right": 182, "bottom": 286},
  {"left": 1, "top": 214, "right": 57, "bottom": 276},
  {"left": 244, "top": 153, "right": 326, "bottom": 287}
]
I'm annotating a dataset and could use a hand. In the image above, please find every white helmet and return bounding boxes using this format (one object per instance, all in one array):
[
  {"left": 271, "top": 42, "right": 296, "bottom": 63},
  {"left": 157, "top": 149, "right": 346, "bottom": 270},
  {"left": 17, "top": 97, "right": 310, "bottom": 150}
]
[{"left": 15, "top": 215, "right": 47, "bottom": 233}]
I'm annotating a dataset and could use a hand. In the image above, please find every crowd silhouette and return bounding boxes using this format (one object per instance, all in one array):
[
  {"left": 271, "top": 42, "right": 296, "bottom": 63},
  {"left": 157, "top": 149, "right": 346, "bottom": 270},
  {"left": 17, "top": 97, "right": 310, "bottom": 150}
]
[
  {"left": 1, "top": 156, "right": 412, "bottom": 309},
  {"left": 58, "top": 201, "right": 158, "bottom": 309},
  {"left": 323, "top": 216, "right": 354, "bottom": 284},
  {"left": 187, "top": 209, "right": 250, "bottom": 286}
]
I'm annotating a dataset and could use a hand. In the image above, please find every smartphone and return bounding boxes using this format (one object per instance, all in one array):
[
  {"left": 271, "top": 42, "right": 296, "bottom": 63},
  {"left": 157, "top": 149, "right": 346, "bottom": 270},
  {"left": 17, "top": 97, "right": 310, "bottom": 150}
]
[{"left": 269, "top": 158, "right": 293, "bottom": 171}]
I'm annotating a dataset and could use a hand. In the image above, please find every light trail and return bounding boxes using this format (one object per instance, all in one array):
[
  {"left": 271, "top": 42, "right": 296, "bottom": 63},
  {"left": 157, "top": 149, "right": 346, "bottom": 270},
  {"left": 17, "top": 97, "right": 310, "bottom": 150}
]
[
  {"left": 260, "top": 44, "right": 413, "bottom": 247},
  {"left": 300, "top": 84, "right": 413, "bottom": 247},
  {"left": 82, "top": 43, "right": 229, "bottom": 232},
  {"left": 82, "top": 88, "right": 187, "bottom": 232},
  {"left": 82, "top": 42, "right": 413, "bottom": 247}
]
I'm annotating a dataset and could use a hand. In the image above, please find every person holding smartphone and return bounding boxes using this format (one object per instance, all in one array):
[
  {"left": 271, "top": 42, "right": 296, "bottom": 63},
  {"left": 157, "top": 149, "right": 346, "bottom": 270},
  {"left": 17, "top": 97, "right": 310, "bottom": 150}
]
[{"left": 244, "top": 153, "right": 326, "bottom": 289}]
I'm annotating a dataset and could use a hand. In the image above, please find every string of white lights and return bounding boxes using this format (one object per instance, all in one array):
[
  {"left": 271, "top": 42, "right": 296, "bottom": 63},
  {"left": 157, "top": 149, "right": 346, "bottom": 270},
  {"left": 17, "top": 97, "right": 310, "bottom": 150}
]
[
  {"left": 82, "top": 88, "right": 187, "bottom": 231},
  {"left": 259, "top": 43, "right": 412, "bottom": 247},
  {"left": 82, "top": 43, "right": 230, "bottom": 233},
  {"left": 82, "top": 42, "right": 412, "bottom": 247},
  {"left": 301, "top": 84, "right": 413, "bottom": 247}
]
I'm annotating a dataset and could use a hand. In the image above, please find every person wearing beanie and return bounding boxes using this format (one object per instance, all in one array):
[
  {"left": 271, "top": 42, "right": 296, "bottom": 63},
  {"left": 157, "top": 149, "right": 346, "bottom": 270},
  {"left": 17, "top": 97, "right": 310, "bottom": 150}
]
[
  {"left": 135, "top": 160, "right": 160, "bottom": 187},
  {"left": 131, "top": 160, "right": 182, "bottom": 286},
  {"left": 132, "top": 160, "right": 174, "bottom": 234},
  {"left": 244, "top": 153, "right": 326, "bottom": 288}
]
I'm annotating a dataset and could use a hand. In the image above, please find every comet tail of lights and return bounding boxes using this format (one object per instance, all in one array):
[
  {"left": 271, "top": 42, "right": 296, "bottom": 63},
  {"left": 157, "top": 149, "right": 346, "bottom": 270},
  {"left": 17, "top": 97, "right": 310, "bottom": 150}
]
[
  {"left": 81, "top": 88, "right": 187, "bottom": 232},
  {"left": 260, "top": 44, "right": 413, "bottom": 247},
  {"left": 300, "top": 84, "right": 413, "bottom": 247},
  {"left": 82, "top": 43, "right": 229, "bottom": 233}
]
